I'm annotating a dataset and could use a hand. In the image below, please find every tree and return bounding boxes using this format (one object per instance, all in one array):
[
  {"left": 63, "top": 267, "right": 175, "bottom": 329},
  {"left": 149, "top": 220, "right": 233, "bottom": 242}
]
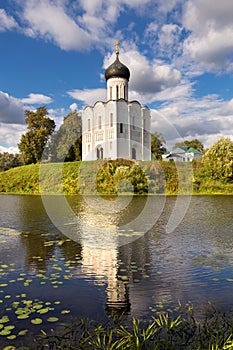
[
  {"left": 50, "top": 111, "right": 82, "bottom": 162},
  {"left": 174, "top": 139, "right": 204, "bottom": 152},
  {"left": 151, "top": 132, "right": 166, "bottom": 160},
  {"left": 0, "top": 152, "right": 22, "bottom": 171},
  {"left": 18, "top": 107, "right": 55, "bottom": 164},
  {"left": 203, "top": 137, "right": 233, "bottom": 181}
]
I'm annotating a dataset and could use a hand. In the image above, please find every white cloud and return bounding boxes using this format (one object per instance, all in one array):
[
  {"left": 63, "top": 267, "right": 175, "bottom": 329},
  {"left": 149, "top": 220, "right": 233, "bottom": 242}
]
[
  {"left": 69, "top": 103, "right": 78, "bottom": 112},
  {"left": 22, "top": 0, "right": 93, "bottom": 51},
  {"left": 68, "top": 88, "right": 106, "bottom": 105},
  {"left": 153, "top": 94, "right": 233, "bottom": 148},
  {"left": 21, "top": 93, "right": 53, "bottom": 105},
  {"left": 183, "top": 0, "right": 233, "bottom": 69},
  {"left": 15, "top": 0, "right": 154, "bottom": 51},
  {"left": 0, "top": 123, "right": 26, "bottom": 153},
  {"left": 104, "top": 49, "right": 181, "bottom": 96},
  {"left": 0, "top": 8, "right": 18, "bottom": 31},
  {"left": 0, "top": 91, "right": 24, "bottom": 124}
]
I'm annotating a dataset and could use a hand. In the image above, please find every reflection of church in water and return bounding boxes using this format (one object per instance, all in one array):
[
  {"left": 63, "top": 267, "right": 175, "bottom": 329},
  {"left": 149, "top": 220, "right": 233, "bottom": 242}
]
[{"left": 82, "top": 41, "right": 151, "bottom": 161}]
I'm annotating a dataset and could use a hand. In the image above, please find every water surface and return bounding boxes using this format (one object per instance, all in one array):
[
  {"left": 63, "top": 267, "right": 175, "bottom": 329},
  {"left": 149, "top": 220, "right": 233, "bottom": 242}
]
[{"left": 0, "top": 194, "right": 233, "bottom": 346}]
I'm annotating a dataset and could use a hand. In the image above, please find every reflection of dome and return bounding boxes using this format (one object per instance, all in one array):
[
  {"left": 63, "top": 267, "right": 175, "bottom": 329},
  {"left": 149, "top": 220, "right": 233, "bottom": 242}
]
[{"left": 105, "top": 54, "right": 130, "bottom": 81}]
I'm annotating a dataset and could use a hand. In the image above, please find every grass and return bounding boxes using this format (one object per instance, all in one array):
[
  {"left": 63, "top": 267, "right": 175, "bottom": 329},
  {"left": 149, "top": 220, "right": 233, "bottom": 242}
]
[
  {"left": 12, "top": 303, "right": 233, "bottom": 350},
  {"left": 0, "top": 160, "right": 232, "bottom": 195}
]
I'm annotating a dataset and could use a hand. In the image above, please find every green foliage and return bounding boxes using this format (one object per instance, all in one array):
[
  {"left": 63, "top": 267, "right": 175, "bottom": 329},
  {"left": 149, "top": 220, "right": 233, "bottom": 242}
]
[
  {"left": 151, "top": 132, "right": 167, "bottom": 160},
  {"left": 20, "top": 304, "right": 233, "bottom": 350},
  {"left": 18, "top": 107, "right": 55, "bottom": 164},
  {"left": 174, "top": 139, "right": 204, "bottom": 152},
  {"left": 50, "top": 111, "right": 82, "bottom": 162},
  {"left": 0, "top": 152, "right": 22, "bottom": 171},
  {"left": 0, "top": 159, "right": 233, "bottom": 195},
  {"left": 96, "top": 159, "right": 148, "bottom": 195},
  {"left": 203, "top": 137, "right": 233, "bottom": 182}
]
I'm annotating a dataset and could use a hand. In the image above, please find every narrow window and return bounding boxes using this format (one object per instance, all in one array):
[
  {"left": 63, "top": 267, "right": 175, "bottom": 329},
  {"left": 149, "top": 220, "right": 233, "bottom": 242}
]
[
  {"left": 116, "top": 85, "right": 119, "bottom": 100},
  {"left": 110, "top": 141, "right": 112, "bottom": 151},
  {"left": 132, "top": 148, "right": 136, "bottom": 160},
  {"left": 110, "top": 113, "right": 113, "bottom": 127},
  {"left": 120, "top": 123, "right": 123, "bottom": 133},
  {"left": 124, "top": 85, "right": 126, "bottom": 99},
  {"left": 98, "top": 116, "right": 101, "bottom": 129},
  {"left": 132, "top": 116, "right": 135, "bottom": 130},
  {"left": 110, "top": 86, "right": 112, "bottom": 100},
  {"left": 88, "top": 144, "right": 90, "bottom": 153},
  {"left": 88, "top": 119, "right": 90, "bottom": 132}
]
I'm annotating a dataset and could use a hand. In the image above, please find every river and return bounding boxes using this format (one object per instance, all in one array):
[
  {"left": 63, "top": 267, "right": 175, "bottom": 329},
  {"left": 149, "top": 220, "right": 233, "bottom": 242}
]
[{"left": 0, "top": 194, "right": 232, "bottom": 346}]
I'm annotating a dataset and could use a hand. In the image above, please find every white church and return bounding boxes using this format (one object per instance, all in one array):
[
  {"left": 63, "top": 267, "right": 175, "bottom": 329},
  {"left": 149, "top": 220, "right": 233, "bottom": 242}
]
[{"left": 82, "top": 42, "right": 151, "bottom": 161}]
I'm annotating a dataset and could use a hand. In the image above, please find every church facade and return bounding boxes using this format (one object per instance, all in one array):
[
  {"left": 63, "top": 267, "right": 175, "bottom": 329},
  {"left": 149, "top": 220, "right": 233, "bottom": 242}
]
[{"left": 82, "top": 42, "right": 151, "bottom": 161}]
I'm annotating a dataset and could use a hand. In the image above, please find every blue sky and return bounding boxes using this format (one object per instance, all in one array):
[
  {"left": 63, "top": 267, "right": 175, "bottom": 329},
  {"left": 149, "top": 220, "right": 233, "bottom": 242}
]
[{"left": 0, "top": 0, "right": 233, "bottom": 153}]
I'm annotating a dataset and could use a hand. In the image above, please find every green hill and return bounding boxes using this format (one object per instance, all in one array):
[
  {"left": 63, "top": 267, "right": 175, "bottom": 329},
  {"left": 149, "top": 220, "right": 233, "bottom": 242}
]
[{"left": 0, "top": 160, "right": 232, "bottom": 195}]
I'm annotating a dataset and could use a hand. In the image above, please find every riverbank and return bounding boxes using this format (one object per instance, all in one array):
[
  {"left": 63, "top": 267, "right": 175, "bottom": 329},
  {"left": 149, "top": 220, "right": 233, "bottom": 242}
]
[
  {"left": 0, "top": 160, "right": 232, "bottom": 195},
  {"left": 9, "top": 305, "right": 233, "bottom": 350}
]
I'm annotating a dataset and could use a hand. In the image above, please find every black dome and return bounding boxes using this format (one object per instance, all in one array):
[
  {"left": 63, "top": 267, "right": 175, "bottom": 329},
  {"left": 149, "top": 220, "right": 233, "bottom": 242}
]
[{"left": 105, "top": 56, "right": 130, "bottom": 81}]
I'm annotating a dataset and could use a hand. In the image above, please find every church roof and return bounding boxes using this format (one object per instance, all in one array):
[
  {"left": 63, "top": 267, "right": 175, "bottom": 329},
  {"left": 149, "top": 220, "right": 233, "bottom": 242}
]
[{"left": 105, "top": 41, "right": 130, "bottom": 81}]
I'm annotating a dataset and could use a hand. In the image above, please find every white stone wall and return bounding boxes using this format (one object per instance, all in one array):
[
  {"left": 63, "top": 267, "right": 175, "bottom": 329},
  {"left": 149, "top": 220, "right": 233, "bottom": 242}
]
[
  {"left": 107, "top": 77, "right": 128, "bottom": 101},
  {"left": 82, "top": 99, "right": 151, "bottom": 161}
]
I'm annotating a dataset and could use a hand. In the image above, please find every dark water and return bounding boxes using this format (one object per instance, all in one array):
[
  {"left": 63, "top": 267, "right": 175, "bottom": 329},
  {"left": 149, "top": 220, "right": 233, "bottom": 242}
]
[{"left": 0, "top": 194, "right": 233, "bottom": 346}]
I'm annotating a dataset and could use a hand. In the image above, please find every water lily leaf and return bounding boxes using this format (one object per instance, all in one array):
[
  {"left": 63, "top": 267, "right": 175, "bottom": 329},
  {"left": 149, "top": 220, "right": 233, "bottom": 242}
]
[
  {"left": 37, "top": 308, "right": 49, "bottom": 314},
  {"left": 3, "top": 346, "right": 17, "bottom": 350},
  {"left": 54, "top": 301, "right": 61, "bottom": 305},
  {"left": 0, "top": 316, "right": 9, "bottom": 323},
  {"left": 0, "top": 329, "right": 11, "bottom": 336},
  {"left": 0, "top": 284, "right": 8, "bottom": 287},
  {"left": 4, "top": 325, "right": 15, "bottom": 331},
  {"left": 47, "top": 317, "right": 59, "bottom": 322},
  {"left": 17, "top": 314, "right": 30, "bottom": 319},
  {"left": 18, "top": 329, "right": 28, "bottom": 336},
  {"left": 226, "top": 278, "right": 233, "bottom": 282},
  {"left": 61, "top": 310, "right": 70, "bottom": 314},
  {"left": 7, "top": 334, "right": 17, "bottom": 339},
  {"left": 31, "top": 318, "right": 43, "bottom": 325}
]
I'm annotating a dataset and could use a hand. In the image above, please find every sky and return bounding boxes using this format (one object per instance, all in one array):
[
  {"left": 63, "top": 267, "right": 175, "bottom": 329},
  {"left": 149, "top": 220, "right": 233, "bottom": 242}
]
[{"left": 1, "top": 0, "right": 233, "bottom": 153}]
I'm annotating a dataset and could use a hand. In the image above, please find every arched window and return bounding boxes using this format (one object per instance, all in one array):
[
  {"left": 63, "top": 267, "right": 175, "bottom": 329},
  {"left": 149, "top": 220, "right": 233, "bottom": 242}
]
[
  {"left": 87, "top": 119, "right": 90, "bottom": 131},
  {"left": 132, "top": 116, "right": 135, "bottom": 130},
  {"left": 120, "top": 123, "right": 123, "bottom": 133},
  {"left": 116, "top": 85, "right": 119, "bottom": 100},
  {"left": 110, "top": 86, "right": 112, "bottom": 100},
  {"left": 132, "top": 148, "right": 136, "bottom": 160},
  {"left": 110, "top": 113, "right": 113, "bottom": 127},
  {"left": 97, "top": 146, "right": 103, "bottom": 160},
  {"left": 98, "top": 116, "right": 101, "bottom": 129}
]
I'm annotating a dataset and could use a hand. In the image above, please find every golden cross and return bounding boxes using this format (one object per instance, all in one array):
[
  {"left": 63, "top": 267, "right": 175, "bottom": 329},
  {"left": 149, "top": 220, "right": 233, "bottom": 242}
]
[{"left": 116, "top": 40, "right": 119, "bottom": 56}]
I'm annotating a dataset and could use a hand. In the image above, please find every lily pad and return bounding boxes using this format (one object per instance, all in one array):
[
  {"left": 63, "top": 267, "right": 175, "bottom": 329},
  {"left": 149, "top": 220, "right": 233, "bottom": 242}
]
[
  {"left": 31, "top": 318, "right": 43, "bottom": 325},
  {"left": 37, "top": 308, "right": 49, "bottom": 314},
  {"left": 61, "top": 310, "right": 70, "bottom": 314},
  {"left": 47, "top": 317, "right": 59, "bottom": 322},
  {"left": 18, "top": 329, "right": 28, "bottom": 336},
  {"left": 0, "top": 329, "right": 11, "bottom": 336},
  {"left": 4, "top": 325, "right": 15, "bottom": 331},
  {"left": 17, "top": 314, "right": 30, "bottom": 320},
  {"left": 7, "top": 334, "right": 17, "bottom": 340}
]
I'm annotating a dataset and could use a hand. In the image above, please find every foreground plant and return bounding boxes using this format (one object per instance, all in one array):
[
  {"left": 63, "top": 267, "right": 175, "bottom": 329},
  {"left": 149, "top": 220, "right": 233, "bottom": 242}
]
[{"left": 13, "top": 303, "right": 233, "bottom": 350}]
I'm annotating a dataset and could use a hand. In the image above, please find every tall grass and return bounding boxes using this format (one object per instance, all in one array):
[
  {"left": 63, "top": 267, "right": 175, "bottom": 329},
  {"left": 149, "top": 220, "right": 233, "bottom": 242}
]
[{"left": 16, "top": 304, "right": 233, "bottom": 350}]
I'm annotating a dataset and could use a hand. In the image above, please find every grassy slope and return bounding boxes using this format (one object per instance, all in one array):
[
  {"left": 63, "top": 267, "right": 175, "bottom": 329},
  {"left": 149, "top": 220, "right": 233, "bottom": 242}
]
[{"left": 0, "top": 161, "right": 232, "bottom": 195}]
